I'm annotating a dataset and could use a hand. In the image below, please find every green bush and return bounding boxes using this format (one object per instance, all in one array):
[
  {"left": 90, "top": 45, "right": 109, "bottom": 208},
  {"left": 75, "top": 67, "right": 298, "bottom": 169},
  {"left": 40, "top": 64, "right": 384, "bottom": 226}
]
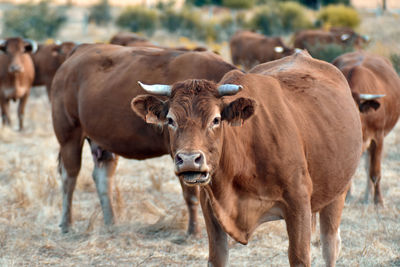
[
  {"left": 3, "top": 1, "right": 67, "bottom": 40},
  {"left": 160, "top": 8, "right": 212, "bottom": 41},
  {"left": 88, "top": 0, "right": 112, "bottom": 26},
  {"left": 390, "top": 54, "right": 400, "bottom": 75},
  {"left": 222, "top": 0, "right": 255, "bottom": 9},
  {"left": 116, "top": 6, "right": 158, "bottom": 36},
  {"left": 248, "top": 3, "right": 312, "bottom": 35},
  {"left": 307, "top": 42, "right": 354, "bottom": 62},
  {"left": 248, "top": 5, "right": 282, "bottom": 35},
  {"left": 279, "top": 1, "right": 313, "bottom": 33},
  {"left": 317, "top": 4, "right": 360, "bottom": 28},
  {"left": 216, "top": 11, "right": 247, "bottom": 40}
]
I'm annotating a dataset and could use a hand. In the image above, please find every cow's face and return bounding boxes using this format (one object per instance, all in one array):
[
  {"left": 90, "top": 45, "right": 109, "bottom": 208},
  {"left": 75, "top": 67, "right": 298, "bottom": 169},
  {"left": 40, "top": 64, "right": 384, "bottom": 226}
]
[
  {"left": 0, "top": 38, "right": 36, "bottom": 73},
  {"left": 132, "top": 80, "right": 256, "bottom": 186}
]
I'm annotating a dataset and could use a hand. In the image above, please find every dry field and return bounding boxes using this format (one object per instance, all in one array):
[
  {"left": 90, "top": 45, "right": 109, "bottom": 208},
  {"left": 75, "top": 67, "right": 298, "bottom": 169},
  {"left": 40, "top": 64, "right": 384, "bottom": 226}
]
[{"left": 1, "top": 13, "right": 400, "bottom": 267}]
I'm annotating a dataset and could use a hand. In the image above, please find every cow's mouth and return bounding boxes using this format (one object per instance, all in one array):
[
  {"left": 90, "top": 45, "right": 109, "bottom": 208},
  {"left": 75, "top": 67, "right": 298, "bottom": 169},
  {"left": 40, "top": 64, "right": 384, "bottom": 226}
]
[{"left": 179, "top": 171, "right": 210, "bottom": 186}]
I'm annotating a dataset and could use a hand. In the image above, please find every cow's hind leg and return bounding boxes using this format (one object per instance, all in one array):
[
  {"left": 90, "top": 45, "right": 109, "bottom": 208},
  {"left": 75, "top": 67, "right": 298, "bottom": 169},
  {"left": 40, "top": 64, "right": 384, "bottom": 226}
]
[
  {"left": 17, "top": 93, "right": 29, "bottom": 131},
  {"left": 364, "top": 137, "right": 384, "bottom": 205},
  {"left": 319, "top": 191, "right": 346, "bottom": 267},
  {"left": 0, "top": 98, "right": 11, "bottom": 126},
  {"left": 88, "top": 139, "right": 118, "bottom": 226},
  {"left": 58, "top": 128, "right": 84, "bottom": 233},
  {"left": 178, "top": 179, "right": 200, "bottom": 236}
]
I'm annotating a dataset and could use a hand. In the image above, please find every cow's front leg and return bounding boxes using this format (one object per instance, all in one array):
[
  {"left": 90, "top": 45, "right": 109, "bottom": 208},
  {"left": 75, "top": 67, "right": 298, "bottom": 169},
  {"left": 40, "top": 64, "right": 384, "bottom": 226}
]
[
  {"left": 200, "top": 190, "right": 228, "bottom": 267},
  {"left": 17, "top": 93, "right": 29, "bottom": 131},
  {"left": 0, "top": 98, "right": 11, "bottom": 126},
  {"left": 178, "top": 179, "right": 200, "bottom": 236},
  {"left": 284, "top": 191, "right": 312, "bottom": 267}
]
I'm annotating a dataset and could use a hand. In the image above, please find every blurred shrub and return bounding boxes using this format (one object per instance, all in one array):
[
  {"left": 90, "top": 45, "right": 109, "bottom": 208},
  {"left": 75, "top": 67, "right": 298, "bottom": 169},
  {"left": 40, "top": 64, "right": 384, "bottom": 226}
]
[
  {"left": 317, "top": 4, "right": 360, "bottom": 28},
  {"left": 390, "top": 54, "right": 400, "bottom": 75},
  {"left": 222, "top": 0, "right": 254, "bottom": 9},
  {"left": 307, "top": 42, "right": 353, "bottom": 62},
  {"left": 216, "top": 11, "right": 247, "bottom": 40},
  {"left": 116, "top": 6, "right": 158, "bottom": 36},
  {"left": 248, "top": 3, "right": 312, "bottom": 35},
  {"left": 185, "top": 0, "right": 222, "bottom": 6},
  {"left": 160, "top": 8, "right": 214, "bottom": 41},
  {"left": 88, "top": 0, "right": 112, "bottom": 26},
  {"left": 3, "top": 1, "right": 67, "bottom": 40},
  {"left": 279, "top": 1, "right": 313, "bottom": 33},
  {"left": 248, "top": 5, "right": 282, "bottom": 35}
]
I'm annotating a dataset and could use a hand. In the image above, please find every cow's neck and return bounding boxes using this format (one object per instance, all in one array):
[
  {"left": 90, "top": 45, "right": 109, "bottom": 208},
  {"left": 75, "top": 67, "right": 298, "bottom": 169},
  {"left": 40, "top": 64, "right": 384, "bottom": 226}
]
[{"left": 203, "top": 123, "right": 281, "bottom": 244}]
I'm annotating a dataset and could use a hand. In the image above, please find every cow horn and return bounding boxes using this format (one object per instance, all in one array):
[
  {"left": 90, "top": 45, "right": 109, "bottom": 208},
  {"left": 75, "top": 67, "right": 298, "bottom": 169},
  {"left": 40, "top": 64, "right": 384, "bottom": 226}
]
[
  {"left": 218, "top": 84, "right": 243, "bottom": 96},
  {"left": 359, "top": 94, "right": 385, "bottom": 100},
  {"left": 362, "top": 35, "right": 370, "bottom": 42},
  {"left": 24, "top": 39, "right": 38, "bottom": 53},
  {"left": 274, "top": 46, "right": 284, "bottom": 53},
  {"left": 138, "top": 81, "right": 171, "bottom": 96}
]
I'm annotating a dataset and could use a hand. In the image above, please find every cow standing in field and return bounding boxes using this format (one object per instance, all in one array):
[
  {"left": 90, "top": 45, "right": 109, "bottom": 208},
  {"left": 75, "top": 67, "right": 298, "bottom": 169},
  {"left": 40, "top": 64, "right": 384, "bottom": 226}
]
[
  {"left": 333, "top": 51, "right": 400, "bottom": 205},
  {"left": 0, "top": 37, "right": 37, "bottom": 130},
  {"left": 230, "top": 30, "right": 294, "bottom": 70},
  {"left": 31, "top": 41, "right": 76, "bottom": 99},
  {"left": 132, "top": 51, "right": 366, "bottom": 266},
  {"left": 51, "top": 44, "right": 237, "bottom": 235},
  {"left": 293, "top": 28, "right": 369, "bottom": 51}
]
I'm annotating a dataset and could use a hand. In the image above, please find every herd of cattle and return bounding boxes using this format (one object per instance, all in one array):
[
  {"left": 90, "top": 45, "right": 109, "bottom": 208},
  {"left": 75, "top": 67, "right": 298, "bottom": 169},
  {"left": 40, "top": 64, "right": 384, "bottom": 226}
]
[{"left": 0, "top": 26, "right": 399, "bottom": 266}]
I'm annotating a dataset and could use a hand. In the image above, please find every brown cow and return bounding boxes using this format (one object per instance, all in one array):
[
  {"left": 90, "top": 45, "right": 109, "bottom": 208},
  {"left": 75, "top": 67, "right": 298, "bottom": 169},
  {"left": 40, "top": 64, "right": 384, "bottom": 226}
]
[
  {"left": 132, "top": 51, "right": 364, "bottom": 266},
  {"left": 32, "top": 41, "right": 76, "bottom": 98},
  {"left": 230, "top": 30, "right": 294, "bottom": 70},
  {"left": 109, "top": 32, "right": 148, "bottom": 46},
  {"left": 51, "top": 44, "right": 237, "bottom": 235},
  {"left": 293, "top": 28, "right": 369, "bottom": 51},
  {"left": 0, "top": 37, "right": 36, "bottom": 130},
  {"left": 333, "top": 51, "right": 400, "bottom": 205}
]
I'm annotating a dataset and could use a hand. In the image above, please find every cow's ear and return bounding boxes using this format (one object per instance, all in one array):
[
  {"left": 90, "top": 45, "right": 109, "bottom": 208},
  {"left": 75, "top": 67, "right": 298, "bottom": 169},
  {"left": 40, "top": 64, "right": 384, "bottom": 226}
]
[
  {"left": 131, "top": 95, "right": 168, "bottom": 124},
  {"left": 221, "top": 97, "right": 256, "bottom": 126},
  {"left": 352, "top": 92, "right": 382, "bottom": 113},
  {"left": 359, "top": 100, "right": 380, "bottom": 113}
]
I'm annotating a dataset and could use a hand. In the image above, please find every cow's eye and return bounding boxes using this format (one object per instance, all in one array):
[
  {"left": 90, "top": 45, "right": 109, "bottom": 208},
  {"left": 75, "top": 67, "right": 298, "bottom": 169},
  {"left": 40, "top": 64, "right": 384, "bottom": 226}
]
[
  {"left": 212, "top": 117, "right": 221, "bottom": 127},
  {"left": 167, "top": 117, "right": 176, "bottom": 127}
]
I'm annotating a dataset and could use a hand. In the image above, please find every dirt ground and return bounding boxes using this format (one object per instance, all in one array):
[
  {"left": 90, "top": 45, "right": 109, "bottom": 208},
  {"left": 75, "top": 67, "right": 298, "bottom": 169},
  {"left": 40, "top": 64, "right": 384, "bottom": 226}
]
[{"left": 0, "top": 12, "right": 400, "bottom": 267}]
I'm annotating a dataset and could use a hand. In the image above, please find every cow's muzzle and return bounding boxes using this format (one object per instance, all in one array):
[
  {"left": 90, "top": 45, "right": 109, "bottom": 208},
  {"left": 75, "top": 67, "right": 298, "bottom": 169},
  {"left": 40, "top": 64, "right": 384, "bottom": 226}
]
[
  {"left": 8, "top": 64, "right": 23, "bottom": 73},
  {"left": 174, "top": 151, "right": 210, "bottom": 186}
]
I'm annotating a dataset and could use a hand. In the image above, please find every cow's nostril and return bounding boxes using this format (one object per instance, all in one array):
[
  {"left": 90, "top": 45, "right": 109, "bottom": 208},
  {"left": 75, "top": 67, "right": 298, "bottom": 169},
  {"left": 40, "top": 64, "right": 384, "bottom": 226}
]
[
  {"left": 194, "top": 154, "right": 202, "bottom": 164},
  {"left": 175, "top": 154, "right": 183, "bottom": 165}
]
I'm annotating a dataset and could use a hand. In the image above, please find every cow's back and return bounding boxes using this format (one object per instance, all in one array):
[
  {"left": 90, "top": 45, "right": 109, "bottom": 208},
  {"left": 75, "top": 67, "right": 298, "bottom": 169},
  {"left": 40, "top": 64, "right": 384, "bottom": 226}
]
[
  {"left": 231, "top": 51, "right": 362, "bottom": 211},
  {"left": 52, "top": 44, "right": 236, "bottom": 158}
]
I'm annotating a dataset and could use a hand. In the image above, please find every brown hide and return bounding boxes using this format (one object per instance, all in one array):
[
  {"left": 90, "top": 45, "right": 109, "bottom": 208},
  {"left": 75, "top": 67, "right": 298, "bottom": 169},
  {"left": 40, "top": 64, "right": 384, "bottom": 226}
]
[
  {"left": 333, "top": 51, "right": 400, "bottom": 204},
  {"left": 51, "top": 44, "right": 237, "bottom": 234},
  {"left": 132, "top": 51, "right": 363, "bottom": 266},
  {"left": 32, "top": 42, "right": 75, "bottom": 98},
  {"left": 293, "top": 28, "right": 368, "bottom": 51},
  {"left": 109, "top": 32, "right": 148, "bottom": 46},
  {"left": 230, "top": 31, "right": 294, "bottom": 70},
  {"left": 0, "top": 37, "right": 35, "bottom": 130}
]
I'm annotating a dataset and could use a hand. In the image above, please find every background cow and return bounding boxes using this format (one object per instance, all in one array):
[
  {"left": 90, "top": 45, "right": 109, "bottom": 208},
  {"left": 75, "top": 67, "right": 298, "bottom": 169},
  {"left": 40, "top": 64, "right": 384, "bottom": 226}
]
[
  {"left": 333, "top": 51, "right": 400, "bottom": 205},
  {"left": 230, "top": 30, "right": 294, "bottom": 70},
  {"left": 132, "top": 51, "right": 363, "bottom": 266},
  {"left": 0, "top": 37, "right": 37, "bottom": 130},
  {"left": 293, "top": 28, "right": 369, "bottom": 51},
  {"left": 109, "top": 32, "right": 148, "bottom": 46},
  {"left": 32, "top": 41, "right": 76, "bottom": 98},
  {"left": 51, "top": 44, "right": 237, "bottom": 235}
]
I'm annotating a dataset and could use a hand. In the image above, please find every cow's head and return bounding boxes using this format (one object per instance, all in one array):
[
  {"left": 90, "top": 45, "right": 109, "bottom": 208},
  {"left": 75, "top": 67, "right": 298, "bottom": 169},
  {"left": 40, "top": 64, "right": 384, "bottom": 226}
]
[
  {"left": 51, "top": 41, "right": 76, "bottom": 63},
  {"left": 0, "top": 37, "right": 37, "bottom": 73},
  {"left": 132, "top": 79, "right": 256, "bottom": 186},
  {"left": 352, "top": 92, "right": 384, "bottom": 113}
]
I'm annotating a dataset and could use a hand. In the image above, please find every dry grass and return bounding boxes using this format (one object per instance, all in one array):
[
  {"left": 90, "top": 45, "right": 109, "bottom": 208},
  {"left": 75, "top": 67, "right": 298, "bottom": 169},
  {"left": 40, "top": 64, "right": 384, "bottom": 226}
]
[{"left": 0, "top": 12, "right": 399, "bottom": 267}]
